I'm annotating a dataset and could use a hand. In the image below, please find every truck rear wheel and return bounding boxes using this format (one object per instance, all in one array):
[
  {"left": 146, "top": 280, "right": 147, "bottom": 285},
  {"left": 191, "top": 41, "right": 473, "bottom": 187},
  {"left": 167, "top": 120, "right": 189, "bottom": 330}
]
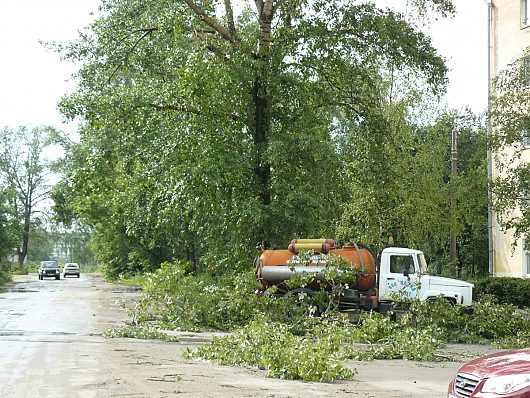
[{"left": 285, "top": 288, "right": 323, "bottom": 317}]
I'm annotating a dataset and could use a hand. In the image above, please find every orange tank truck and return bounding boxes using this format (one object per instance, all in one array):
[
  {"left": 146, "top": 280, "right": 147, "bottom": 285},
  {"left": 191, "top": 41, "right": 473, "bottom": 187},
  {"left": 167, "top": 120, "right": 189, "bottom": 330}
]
[
  {"left": 255, "top": 239, "right": 378, "bottom": 311},
  {"left": 255, "top": 239, "right": 475, "bottom": 313}
]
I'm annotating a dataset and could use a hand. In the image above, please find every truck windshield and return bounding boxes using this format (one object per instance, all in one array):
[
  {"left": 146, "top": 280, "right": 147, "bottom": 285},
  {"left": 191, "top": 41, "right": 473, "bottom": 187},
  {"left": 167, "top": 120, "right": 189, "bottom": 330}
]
[{"left": 417, "top": 253, "right": 428, "bottom": 273}]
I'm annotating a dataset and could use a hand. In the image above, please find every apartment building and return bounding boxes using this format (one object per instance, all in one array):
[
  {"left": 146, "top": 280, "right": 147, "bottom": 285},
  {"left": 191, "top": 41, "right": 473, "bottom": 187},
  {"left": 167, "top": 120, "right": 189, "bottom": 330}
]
[{"left": 490, "top": 0, "right": 530, "bottom": 277}]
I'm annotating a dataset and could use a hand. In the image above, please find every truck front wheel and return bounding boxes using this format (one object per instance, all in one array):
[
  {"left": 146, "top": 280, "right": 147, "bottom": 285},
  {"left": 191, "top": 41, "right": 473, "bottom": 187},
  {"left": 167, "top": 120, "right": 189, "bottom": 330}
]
[{"left": 445, "top": 297, "right": 457, "bottom": 305}]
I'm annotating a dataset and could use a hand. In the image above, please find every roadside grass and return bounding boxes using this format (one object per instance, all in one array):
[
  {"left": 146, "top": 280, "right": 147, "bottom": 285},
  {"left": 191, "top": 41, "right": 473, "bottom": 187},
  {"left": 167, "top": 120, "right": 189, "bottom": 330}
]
[
  {"left": 112, "top": 273, "right": 144, "bottom": 287},
  {"left": 11, "top": 261, "right": 40, "bottom": 276},
  {"left": 76, "top": 264, "right": 100, "bottom": 274},
  {"left": 104, "top": 324, "right": 179, "bottom": 341}
]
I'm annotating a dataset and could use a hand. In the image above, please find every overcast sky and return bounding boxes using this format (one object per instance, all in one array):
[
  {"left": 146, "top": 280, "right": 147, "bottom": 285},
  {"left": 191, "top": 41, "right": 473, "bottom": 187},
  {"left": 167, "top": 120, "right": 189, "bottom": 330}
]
[
  {"left": 425, "top": 0, "right": 489, "bottom": 113},
  {"left": 0, "top": 1, "right": 98, "bottom": 133},
  {"left": 0, "top": 0, "right": 489, "bottom": 134}
]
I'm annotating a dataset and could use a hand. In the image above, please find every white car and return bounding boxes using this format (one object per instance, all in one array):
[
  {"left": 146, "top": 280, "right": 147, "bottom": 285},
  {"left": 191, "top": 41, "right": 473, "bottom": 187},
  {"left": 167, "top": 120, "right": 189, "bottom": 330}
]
[{"left": 63, "top": 263, "right": 80, "bottom": 278}]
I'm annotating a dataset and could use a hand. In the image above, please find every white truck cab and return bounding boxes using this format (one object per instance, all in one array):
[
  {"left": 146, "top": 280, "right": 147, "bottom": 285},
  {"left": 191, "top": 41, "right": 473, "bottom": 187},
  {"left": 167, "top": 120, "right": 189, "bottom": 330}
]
[{"left": 378, "top": 247, "right": 473, "bottom": 306}]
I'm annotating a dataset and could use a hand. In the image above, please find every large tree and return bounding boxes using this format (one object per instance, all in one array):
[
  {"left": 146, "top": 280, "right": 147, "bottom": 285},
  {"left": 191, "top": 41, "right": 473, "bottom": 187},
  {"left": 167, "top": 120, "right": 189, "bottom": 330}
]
[
  {"left": 0, "top": 187, "right": 19, "bottom": 262},
  {"left": 337, "top": 104, "right": 489, "bottom": 276},
  {"left": 56, "top": 0, "right": 454, "bottom": 275},
  {"left": 490, "top": 47, "right": 530, "bottom": 245},
  {"left": 0, "top": 126, "right": 54, "bottom": 265}
]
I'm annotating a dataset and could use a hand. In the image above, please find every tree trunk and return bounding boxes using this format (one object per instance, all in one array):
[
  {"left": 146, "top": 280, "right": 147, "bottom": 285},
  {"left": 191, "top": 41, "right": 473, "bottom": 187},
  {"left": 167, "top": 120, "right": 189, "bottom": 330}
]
[
  {"left": 252, "top": 78, "right": 271, "bottom": 207},
  {"left": 186, "top": 244, "right": 197, "bottom": 273},
  {"left": 252, "top": 0, "right": 274, "bottom": 246},
  {"left": 18, "top": 208, "right": 31, "bottom": 265}
]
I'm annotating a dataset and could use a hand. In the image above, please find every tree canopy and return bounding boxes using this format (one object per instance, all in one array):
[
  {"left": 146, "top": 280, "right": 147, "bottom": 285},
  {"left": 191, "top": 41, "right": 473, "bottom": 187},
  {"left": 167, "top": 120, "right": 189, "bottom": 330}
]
[
  {"left": 0, "top": 187, "right": 18, "bottom": 262},
  {"left": 49, "top": 0, "right": 491, "bottom": 277},
  {"left": 0, "top": 126, "right": 55, "bottom": 264},
  {"left": 490, "top": 47, "right": 530, "bottom": 247}
]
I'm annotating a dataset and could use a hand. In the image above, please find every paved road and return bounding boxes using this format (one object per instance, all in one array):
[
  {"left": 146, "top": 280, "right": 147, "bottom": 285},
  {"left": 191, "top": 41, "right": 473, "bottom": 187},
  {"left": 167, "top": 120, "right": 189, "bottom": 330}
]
[
  {"left": 0, "top": 273, "right": 137, "bottom": 397},
  {"left": 0, "top": 273, "right": 490, "bottom": 398}
]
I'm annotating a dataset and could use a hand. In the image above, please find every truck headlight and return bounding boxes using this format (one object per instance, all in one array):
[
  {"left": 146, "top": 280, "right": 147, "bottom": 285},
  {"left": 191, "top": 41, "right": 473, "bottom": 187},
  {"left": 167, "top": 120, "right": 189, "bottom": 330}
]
[{"left": 482, "top": 374, "right": 530, "bottom": 394}]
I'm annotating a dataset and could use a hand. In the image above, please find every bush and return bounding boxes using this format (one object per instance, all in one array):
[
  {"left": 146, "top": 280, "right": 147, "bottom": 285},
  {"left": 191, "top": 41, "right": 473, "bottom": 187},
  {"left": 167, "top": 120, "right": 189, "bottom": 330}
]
[
  {"left": 11, "top": 262, "right": 30, "bottom": 275},
  {"left": 131, "top": 261, "right": 306, "bottom": 332},
  {"left": 0, "top": 262, "right": 10, "bottom": 285},
  {"left": 186, "top": 316, "right": 356, "bottom": 382},
  {"left": 408, "top": 297, "right": 481, "bottom": 343},
  {"left": 104, "top": 324, "right": 180, "bottom": 341},
  {"left": 352, "top": 326, "right": 444, "bottom": 361},
  {"left": 466, "top": 297, "right": 530, "bottom": 341},
  {"left": 493, "top": 329, "right": 530, "bottom": 349},
  {"left": 474, "top": 277, "right": 530, "bottom": 308},
  {"left": 110, "top": 266, "right": 530, "bottom": 382},
  {"left": 349, "top": 310, "right": 445, "bottom": 361}
]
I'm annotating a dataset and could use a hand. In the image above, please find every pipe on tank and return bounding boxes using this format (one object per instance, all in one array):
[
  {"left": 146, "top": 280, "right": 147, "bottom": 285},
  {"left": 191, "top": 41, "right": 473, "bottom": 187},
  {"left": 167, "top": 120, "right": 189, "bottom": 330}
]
[{"left": 262, "top": 265, "right": 339, "bottom": 281}]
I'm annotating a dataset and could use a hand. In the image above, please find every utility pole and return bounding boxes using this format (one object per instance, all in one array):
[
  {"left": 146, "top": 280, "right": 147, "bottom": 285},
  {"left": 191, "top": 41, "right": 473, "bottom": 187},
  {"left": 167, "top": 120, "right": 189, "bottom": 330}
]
[{"left": 450, "top": 126, "right": 458, "bottom": 277}]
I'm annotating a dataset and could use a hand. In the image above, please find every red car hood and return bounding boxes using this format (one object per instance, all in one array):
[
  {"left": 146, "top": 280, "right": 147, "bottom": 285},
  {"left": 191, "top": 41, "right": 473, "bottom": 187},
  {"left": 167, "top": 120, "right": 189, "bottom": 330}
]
[{"left": 459, "top": 349, "right": 530, "bottom": 379}]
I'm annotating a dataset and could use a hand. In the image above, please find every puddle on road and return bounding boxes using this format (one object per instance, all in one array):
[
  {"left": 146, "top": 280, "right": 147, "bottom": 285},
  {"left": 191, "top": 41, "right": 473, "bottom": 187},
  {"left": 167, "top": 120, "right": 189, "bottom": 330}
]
[
  {"left": 0, "top": 288, "right": 38, "bottom": 294},
  {"left": 0, "top": 330, "right": 24, "bottom": 336},
  {"left": 0, "top": 329, "right": 101, "bottom": 337}
]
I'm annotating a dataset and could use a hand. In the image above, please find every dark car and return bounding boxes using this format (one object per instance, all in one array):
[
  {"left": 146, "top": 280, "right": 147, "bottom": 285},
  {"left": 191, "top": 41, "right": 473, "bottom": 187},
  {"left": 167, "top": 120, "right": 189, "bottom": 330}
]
[
  {"left": 38, "top": 261, "right": 60, "bottom": 280},
  {"left": 448, "top": 349, "right": 530, "bottom": 397}
]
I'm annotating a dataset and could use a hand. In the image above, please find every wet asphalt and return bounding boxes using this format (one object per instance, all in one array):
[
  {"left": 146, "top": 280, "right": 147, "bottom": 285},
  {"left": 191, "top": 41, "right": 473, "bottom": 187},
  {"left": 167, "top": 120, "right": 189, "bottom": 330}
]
[{"left": 0, "top": 273, "right": 130, "bottom": 397}]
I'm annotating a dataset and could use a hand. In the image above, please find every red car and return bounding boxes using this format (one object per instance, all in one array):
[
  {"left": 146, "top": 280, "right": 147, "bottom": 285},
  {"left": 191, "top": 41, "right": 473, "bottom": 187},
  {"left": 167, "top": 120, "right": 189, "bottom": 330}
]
[{"left": 448, "top": 349, "right": 530, "bottom": 397}]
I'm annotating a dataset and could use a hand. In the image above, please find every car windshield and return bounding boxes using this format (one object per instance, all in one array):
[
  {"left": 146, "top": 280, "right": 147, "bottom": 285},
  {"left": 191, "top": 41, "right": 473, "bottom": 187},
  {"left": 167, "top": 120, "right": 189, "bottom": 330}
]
[
  {"left": 65, "top": 263, "right": 79, "bottom": 268},
  {"left": 41, "top": 261, "right": 57, "bottom": 268}
]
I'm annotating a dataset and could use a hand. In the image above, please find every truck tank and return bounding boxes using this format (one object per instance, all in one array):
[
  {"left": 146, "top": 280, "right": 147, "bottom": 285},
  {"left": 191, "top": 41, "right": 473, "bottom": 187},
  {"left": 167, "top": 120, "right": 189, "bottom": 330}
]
[{"left": 255, "top": 239, "right": 376, "bottom": 293}]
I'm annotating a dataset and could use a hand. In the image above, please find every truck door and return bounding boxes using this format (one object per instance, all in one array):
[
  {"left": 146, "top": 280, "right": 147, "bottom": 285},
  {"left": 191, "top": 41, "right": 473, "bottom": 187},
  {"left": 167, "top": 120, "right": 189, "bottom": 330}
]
[{"left": 379, "top": 254, "right": 420, "bottom": 301}]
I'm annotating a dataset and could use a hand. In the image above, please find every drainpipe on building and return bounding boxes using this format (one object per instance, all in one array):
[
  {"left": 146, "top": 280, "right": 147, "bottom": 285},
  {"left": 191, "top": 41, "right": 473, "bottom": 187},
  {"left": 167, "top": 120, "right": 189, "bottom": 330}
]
[{"left": 487, "top": 0, "right": 494, "bottom": 276}]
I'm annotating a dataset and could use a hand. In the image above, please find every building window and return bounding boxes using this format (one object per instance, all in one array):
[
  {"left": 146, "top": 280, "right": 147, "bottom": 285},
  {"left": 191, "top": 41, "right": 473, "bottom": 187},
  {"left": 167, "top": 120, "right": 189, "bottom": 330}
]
[
  {"left": 524, "top": 241, "right": 530, "bottom": 277},
  {"left": 522, "top": 56, "right": 530, "bottom": 88},
  {"left": 521, "top": 0, "right": 530, "bottom": 28}
]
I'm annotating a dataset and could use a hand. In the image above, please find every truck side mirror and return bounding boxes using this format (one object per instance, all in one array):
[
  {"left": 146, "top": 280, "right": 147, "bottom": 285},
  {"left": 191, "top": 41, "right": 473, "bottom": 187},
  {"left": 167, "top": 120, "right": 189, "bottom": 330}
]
[
  {"left": 403, "top": 256, "right": 413, "bottom": 279},
  {"left": 403, "top": 262, "right": 411, "bottom": 280}
]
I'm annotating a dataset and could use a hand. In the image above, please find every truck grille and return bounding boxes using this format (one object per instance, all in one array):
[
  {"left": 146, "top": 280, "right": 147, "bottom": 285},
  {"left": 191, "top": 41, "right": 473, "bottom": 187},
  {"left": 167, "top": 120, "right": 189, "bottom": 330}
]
[{"left": 454, "top": 373, "right": 480, "bottom": 397}]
